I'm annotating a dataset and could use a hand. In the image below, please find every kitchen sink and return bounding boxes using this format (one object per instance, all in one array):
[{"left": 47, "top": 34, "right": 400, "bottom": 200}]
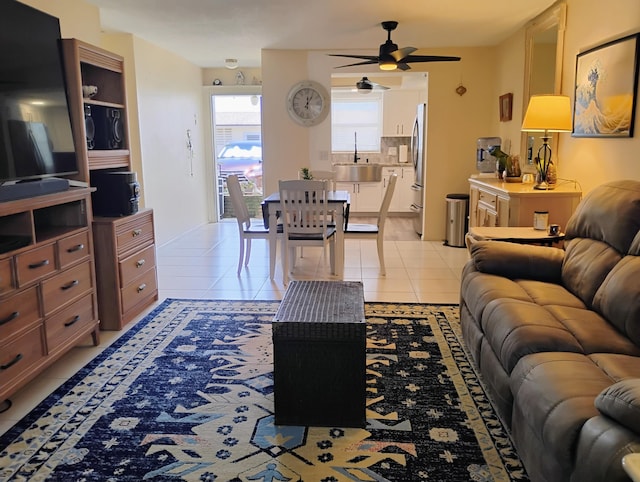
[{"left": 333, "top": 164, "right": 382, "bottom": 182}]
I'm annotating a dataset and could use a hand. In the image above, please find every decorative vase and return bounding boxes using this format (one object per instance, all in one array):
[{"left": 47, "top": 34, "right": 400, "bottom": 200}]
[{"left": 545, "top": 161, "right": 557, "bottom": 188}]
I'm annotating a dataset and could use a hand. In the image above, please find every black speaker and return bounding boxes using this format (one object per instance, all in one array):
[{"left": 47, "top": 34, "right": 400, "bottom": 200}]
[
  {"left": 92, "top": 105, "right": 125, "bottom": 150},
  {"left": 91, "top": 170, "right": 140, "bottom": 217},
  {"left": 84, "top": 105, "right": 95, "bottom": 150}
]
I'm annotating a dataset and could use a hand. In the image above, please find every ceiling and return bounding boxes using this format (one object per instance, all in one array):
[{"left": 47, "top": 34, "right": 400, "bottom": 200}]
[{"left": 85, "top": 0, "right": 557, "bottom": 69}]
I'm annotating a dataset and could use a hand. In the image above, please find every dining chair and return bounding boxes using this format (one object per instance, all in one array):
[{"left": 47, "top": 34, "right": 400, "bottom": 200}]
[
  {"left": 278, "top": 179, "right": 336, "bottom": 284},
  {"left": 227, "top": 174, "right": 280, "bottom": 275},
  {"left": 309, "top": 170, "right": 336, "bottom": 190},
  {"left": 344, "top": 173, "right": 397, "bottom": 275}
]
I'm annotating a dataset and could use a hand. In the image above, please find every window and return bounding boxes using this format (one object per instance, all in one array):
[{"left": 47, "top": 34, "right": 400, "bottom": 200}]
[{"left": 331, "top": 91, "right": 382, "bottom": 152}]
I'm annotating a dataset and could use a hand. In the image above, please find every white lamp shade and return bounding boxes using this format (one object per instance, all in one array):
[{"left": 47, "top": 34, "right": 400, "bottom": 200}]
[{"left": 521, "top": 95, "right": 573, "bottom": 132}]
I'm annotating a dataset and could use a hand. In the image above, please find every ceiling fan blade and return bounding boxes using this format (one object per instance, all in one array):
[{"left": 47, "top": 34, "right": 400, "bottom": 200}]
[
  {"left": 334, "top": 59, "right": 380, "bottom": 69},
  {"left": 391, "top": 47, "right": 417, "bottom": 62},
  {"left": 397, "top": 63, "right": 411, "bottom": 71},
  {"left": 328, "top": 54, "right": 379, "bottom": 61},
  {"left": 403, "top": 55, "right": 461, "bottom": 63}
]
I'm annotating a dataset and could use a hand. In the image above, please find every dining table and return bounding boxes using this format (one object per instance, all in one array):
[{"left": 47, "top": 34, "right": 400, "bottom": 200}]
[{"left": 262, "top": 189, "right": 351, "bottom": 280}]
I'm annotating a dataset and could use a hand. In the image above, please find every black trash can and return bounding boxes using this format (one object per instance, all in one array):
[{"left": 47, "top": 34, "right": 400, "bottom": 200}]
[{"left": 445, "top": 193, "right": 469, "bottom": 247}]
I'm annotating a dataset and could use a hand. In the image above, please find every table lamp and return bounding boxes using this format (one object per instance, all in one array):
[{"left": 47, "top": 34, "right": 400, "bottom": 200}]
[{"left": 521, "top": 95, "right": 572, "bottom": 189}]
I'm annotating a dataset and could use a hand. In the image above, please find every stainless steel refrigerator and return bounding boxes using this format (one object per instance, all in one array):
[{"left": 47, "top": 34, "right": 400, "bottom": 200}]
[{"left": 410, "top": 103, "right": 427, "bottom": 236}]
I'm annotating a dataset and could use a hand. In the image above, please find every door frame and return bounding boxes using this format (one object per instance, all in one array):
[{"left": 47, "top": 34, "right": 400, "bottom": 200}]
[{"left": 202, "top": 85, "right": 263, "bottom": 222}]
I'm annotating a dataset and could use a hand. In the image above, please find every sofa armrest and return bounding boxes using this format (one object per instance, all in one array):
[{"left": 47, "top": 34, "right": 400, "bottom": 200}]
[
  {"left": 470, "top": 240, "right": 564, "bottom": 282},
  {"left": 596, "top": 379, "right": 640, "bottom": 434}
]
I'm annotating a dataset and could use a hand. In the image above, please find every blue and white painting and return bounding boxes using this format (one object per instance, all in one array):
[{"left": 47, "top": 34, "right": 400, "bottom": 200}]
[{"left": 573, "top": 34, "right": 639, "bottom": 138}]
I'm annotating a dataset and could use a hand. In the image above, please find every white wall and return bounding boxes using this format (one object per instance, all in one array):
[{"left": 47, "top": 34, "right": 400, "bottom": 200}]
[{"left": 129, "top": 36, "right": 209, "bottom": 245}]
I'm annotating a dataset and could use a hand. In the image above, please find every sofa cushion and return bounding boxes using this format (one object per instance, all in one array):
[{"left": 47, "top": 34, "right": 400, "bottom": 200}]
[
  {"left": 547, "top": 305, "right": 640, "bottom": 355},
  {"left": 593, "top": 255, "right": 640, "bottom": 346},
  {"left": 510, "top": 352, "right": 616, "bottom": 481},
  {"left": 564, "top": 179, "right": 640, "bottom": 254},
  {"left": 482, "top": 299, "right": 584, "bottom": 373},
  {"left": 595, "top": 379, "right": 640, "bottom": 434}
]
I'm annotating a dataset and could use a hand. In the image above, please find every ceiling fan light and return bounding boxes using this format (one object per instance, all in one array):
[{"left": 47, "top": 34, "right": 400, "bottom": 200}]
[{"left": 379, "top": 61, "right": 397, "bottom": 71}]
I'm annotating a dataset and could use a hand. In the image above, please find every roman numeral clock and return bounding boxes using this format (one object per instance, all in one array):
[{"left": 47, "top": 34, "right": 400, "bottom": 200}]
[{"left": 286, "top": 80, "right": 329, "bottom": 127}]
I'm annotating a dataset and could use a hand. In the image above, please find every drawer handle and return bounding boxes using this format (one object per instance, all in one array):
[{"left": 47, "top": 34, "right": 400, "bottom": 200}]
[
  {"left": 132, "top": 229, "right": 142, "bottom": 237},
  {"left": 0, "top": 311, "right": 19, "bottom": 326},
  {"left": 61, "top": 279, "right": 79, "bottom": 291},
  {"left": 137, "top": 283, "right": 147, "bottom": 293},
  {"left": 67, "top": 244, "right": 85, "bottom": 253},
  {"left": 28, "top": 259, "right": 50, "bottom": 269},
  {"left": 0, "top": 353, "right": 23, "bottom": 371},
  {"left": 64, "top": 315, "right": 81, "bottom": 327},
  {"left": 136, "top": 259, "right": 146, "bottom": 268}
]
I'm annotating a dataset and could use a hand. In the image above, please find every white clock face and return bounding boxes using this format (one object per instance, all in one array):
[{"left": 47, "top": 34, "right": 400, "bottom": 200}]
[{"left": 287, "top": 81, "right": 329, "bottom": 126}]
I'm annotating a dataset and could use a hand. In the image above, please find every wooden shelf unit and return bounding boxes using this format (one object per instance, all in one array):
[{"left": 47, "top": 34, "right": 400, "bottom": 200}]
[
  {"left": 62, "top": 39, "right": 130, "bottom": 176},
  {"left": 0, "top": 188, "right": 99, "bottom": 406},
  {"left": 62, "top": 39, "right": 158, "bottom": 330}
]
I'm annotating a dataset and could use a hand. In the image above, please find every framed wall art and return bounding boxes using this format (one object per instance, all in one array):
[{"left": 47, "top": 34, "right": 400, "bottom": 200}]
[
  {"left": 499, "top": 93, "right": 513, "bottom": 122},
  {"left": 573, "top": 33, "right": 640, "bottom": 138}
]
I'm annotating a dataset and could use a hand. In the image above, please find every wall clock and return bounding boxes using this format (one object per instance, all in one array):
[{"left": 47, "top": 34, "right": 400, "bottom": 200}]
[{"left": 286, "top": 80, "right": 329, "bottom": 127}]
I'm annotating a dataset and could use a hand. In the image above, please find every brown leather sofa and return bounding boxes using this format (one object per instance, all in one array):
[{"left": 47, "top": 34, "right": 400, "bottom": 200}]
[{"left": 460, "top": 180, "right": 640, "bottom": 482}]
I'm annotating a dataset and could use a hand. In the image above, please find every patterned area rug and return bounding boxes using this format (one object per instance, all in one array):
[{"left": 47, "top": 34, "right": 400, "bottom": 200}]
[{"left": 0, "top": 299, "right": 528, "bottom": 481}]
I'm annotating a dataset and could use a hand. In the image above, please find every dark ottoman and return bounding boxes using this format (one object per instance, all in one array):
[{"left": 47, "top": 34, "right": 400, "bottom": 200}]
[{"left": 272, "top": 280, "right": 366, "bottom": 427}]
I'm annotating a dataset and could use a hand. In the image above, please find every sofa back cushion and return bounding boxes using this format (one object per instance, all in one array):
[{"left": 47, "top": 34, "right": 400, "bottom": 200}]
[
  {"left": 593, "top": 255, "right": 640, "bottom": 346},
  {"left": 562, "top": 180, "right": 640, "bottom": 308}
]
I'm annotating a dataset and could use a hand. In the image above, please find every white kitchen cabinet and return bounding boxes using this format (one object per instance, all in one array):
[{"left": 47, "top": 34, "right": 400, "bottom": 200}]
[
  {"left": 383, "top": 90, "right": 421, "bottom": 137},
  {"left": 336, "top": 182, "right": 382, "bottom": 213},
  {"left": 382, "top": 166, "right": 414, "bottom": 212}
]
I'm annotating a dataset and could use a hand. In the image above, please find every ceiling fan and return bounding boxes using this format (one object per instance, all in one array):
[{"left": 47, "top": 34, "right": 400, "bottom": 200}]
[
  {"left": 356, "top": 76, "right": 389, "bottom": 93},
  {"left": 330, "top": 21, "right": 461, "bottom": 71}
]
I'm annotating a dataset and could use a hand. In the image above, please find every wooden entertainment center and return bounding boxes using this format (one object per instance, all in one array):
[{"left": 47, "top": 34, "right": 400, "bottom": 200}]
[{"left": 0, "top": 39, "right": 157, "bottom": 409}]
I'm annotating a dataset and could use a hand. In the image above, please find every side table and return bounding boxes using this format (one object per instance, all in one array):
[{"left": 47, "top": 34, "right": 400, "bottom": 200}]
[{"left": 466, "top": 226, "right": 565, "bottom": 251}]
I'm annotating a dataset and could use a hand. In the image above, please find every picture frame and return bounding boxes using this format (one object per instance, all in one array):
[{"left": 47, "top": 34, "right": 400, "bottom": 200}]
[
  {"left": 573, "top": 33, "right": 640, "bottom": 138},
  {"left": 499, "top": 93, "right": 513, "bottom": 122}
]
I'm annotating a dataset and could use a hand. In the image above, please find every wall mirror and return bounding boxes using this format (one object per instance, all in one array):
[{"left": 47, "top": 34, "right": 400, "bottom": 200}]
[{"left": 521, "top": 3, "right": 567, "bottom": 167}]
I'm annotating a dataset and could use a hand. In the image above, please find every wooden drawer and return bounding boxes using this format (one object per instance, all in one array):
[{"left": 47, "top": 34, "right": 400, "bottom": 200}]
[
  {"left": 0, "top": 324, "right": 46, "bottom": 396},
  {"left": 121, "top": 267, "right": 157, "bottom": 314},
  {"left": 41, "top": 261, "right": 93, "bottom": 316},
  {"left": 58, "top": 231, "right": 90, "bottom": 269},
  {"left": 15, "top": 243, "right": 56, "bottom": 287},
  {"left": 0, "top": 286, "right": 40, "bottom": 340},
  {"left": 0, "top": 257, "right": 14, "bottom": 295},
  {"left": 478, "top": 190, "right": 497, "bottom": 210},
  {"left": 115, "top": 211, "right": 154, "bottom": 257},
  {"left": 45, "top": 293, "right": 96, "bottom": 352},
  {"left": 119, "top": 244, "right": 156, "bottom": 288}
]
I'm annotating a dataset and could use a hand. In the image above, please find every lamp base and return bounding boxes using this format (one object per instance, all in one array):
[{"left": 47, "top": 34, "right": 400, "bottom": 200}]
[{"left": 534, "top": 181, "right": 555, "bottom": 190}]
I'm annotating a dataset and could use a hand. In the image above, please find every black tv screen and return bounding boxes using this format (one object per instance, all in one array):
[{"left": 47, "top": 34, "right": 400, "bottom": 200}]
[{"left": 0, "top": 0, "right": 78, "bottom": 183}]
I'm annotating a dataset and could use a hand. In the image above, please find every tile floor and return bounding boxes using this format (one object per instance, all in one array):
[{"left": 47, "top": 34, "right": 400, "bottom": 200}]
[{"left": 0, "top": 217, "right": 469, "bottom": 436}]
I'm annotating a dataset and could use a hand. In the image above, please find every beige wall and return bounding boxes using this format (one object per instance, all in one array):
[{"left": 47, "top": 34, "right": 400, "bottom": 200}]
[
  {"left": 557, "top": 0, "right": 640, "bottom": 193},
  {"left": 261, "top": 47, "right": 498, "bottom": 240}
]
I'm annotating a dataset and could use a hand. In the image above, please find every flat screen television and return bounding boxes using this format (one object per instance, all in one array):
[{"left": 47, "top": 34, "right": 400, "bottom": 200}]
[{"left": 0, "top": 0, "right": 78, "bottom": 187}]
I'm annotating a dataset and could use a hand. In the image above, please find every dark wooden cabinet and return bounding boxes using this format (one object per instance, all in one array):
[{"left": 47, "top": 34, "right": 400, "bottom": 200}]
[
  {"left": 0, "top": 189, "right": 99, "bottom": 406},
  {"left": 92, "top": 209, "right": 158, "bottom": 330}
]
